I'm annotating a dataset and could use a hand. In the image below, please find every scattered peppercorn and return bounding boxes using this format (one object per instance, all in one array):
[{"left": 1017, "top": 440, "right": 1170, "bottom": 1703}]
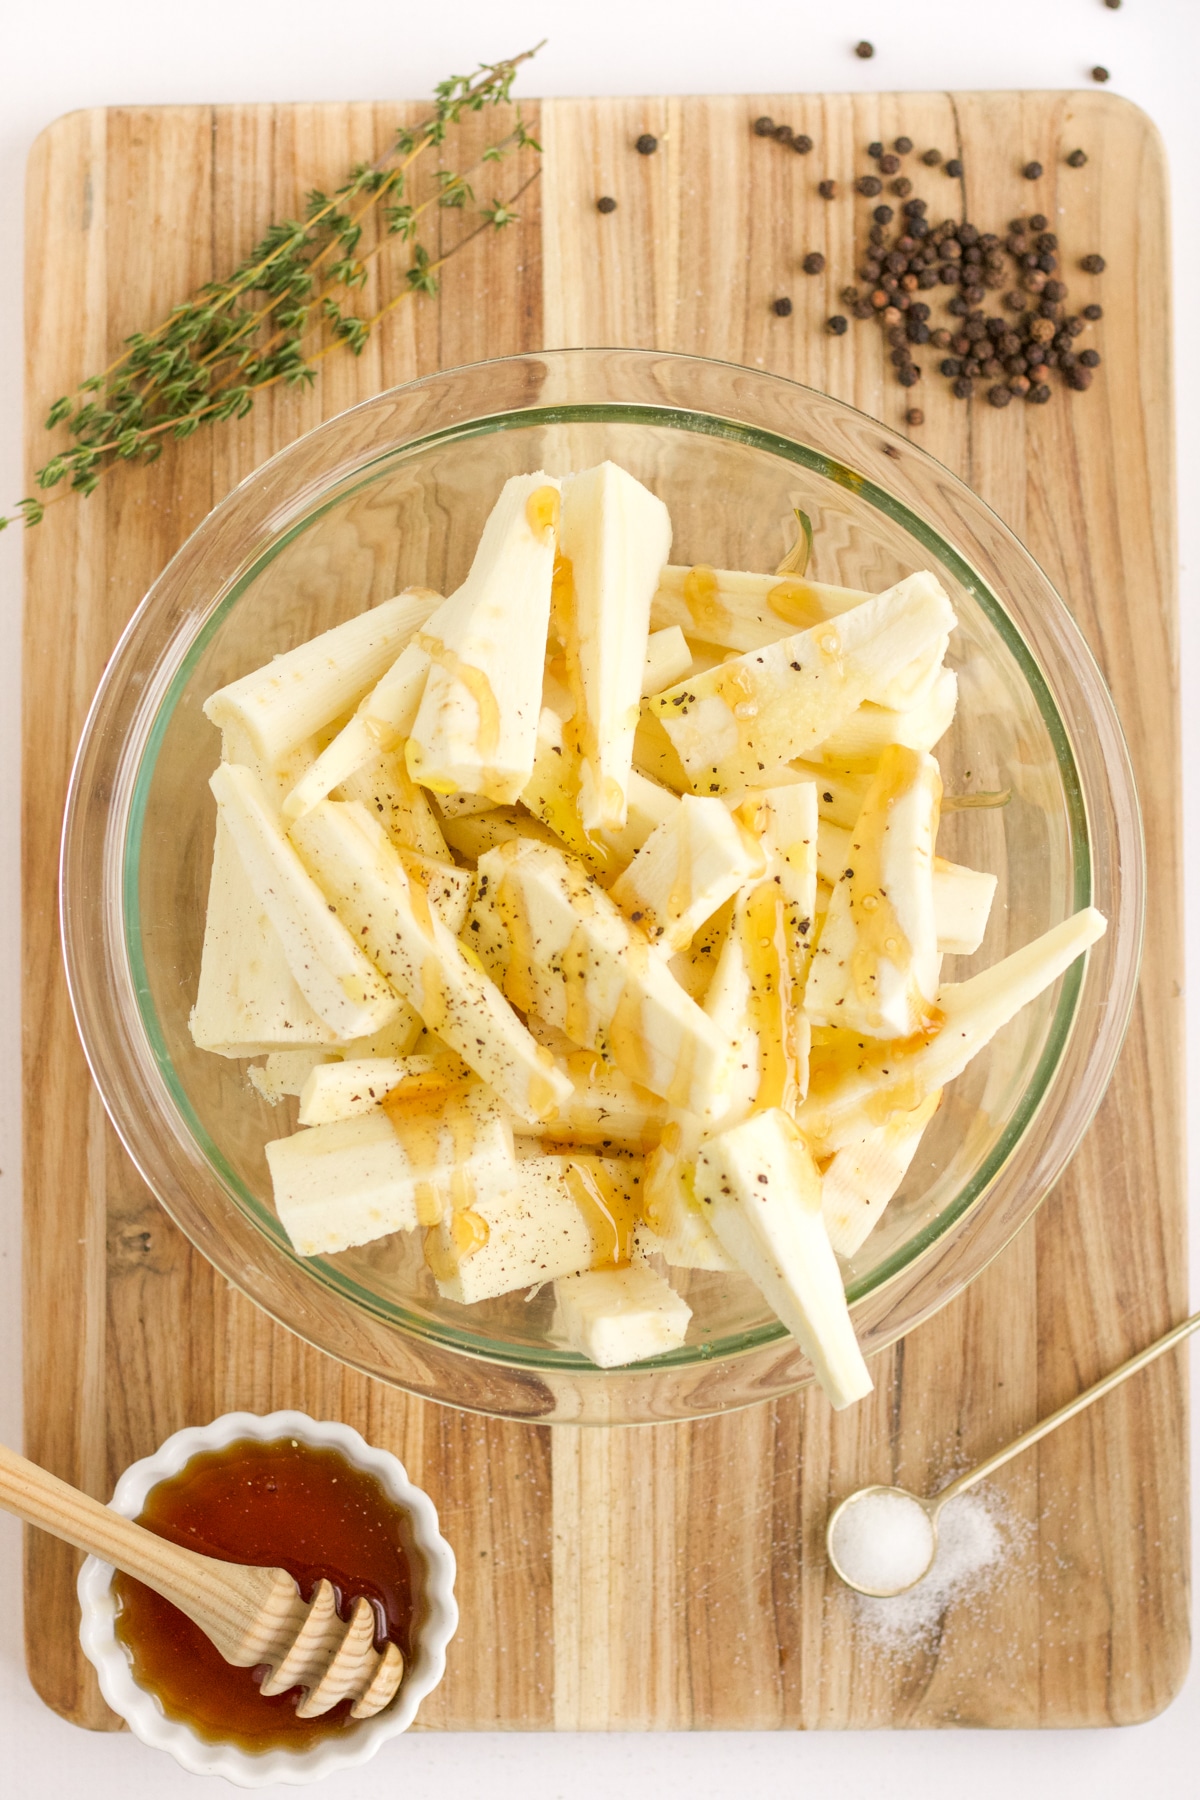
[
  {"left": 636, "top": 134, "right": 658, "bottom": 154},
  {"left": 773, "top": 125, "right": 793, "bottom": 144},
  {"left": 1028, "top": 383, "right": 1052, "bottom": 403},
  {"left": 946, "top": 158, "right": 964, "bottom": 177},
  {"left": 1025, "top": 161, "right": 1045, "bottom": 180},
  {"left": 857, "top": 175, "right": 884, "bottom": 196},
  {"left": 855, "top": 41, "right": 875, "bottom": 59},
  {"left": 868, "top": 140, "right": 884, "bottom": 159},
  {"left": 953, "top": 375, "right": 975, "bottom": 398},
  {"left": 803, "top": 252, "right": 826, "bottom": 274},
  {"left": 894, "top": 136, "right": 913, "bottom": 155},
  {"left": 827, "top": 314, "right": 849, "bottom": 334},
  {"left": 1028, "top": 214, "right": 1047, "bottom": 231},
  {"left": 880, "top": 153, "right": 901, "bottom": 175},
  {"left": 923, "top": 148, "right": 942, "bottom": 165},
  {"left": 905, "top": 407, "right": 924, "bottom": 425},
  {"left": 793, "top": 134, "right": 814, "bottom": 154},
  {"left": 987, "top": 384, "right": 1013, "bottom": 407},
  {"left": 773, "top": 296, "right": 794, "bottom": 316},
  {"left": 1105, "top": 0, "right": 1121, "bottom": 8},
  {"left": 596, "top": 195, "right": 617, "bottom": 213},
  {"left": 1078, "top": 348, "right": 1100, "bottom": 367},
  {"left": 1067, "top": 149, "right": 1088, "bottom": 168},
  {"left": 753, "top": 116, "right": 775, "bottom": 137},
  {"left": 1081, "top": 252, "right": 1106, "bottom": 273},
  {"left": 818, "top": 179, "right": 838, "bottom": 199},
  {"left": 898, "top": 364, "right": 921, "bottom": 385},
  {"left": 1092, "top": 66, "right": 1110, "bottom": 83},
  {"left": 1083, "top": 303, "right": 1103, "bottom": 320},
  {"left": 1066, "top": 364, "right": 1094, "bottom": 389},
  {"left": 892, "top": 176, "right": 913, "bottom": 198},
  {"left": 873, "top": 204, "right": 894, "bottom": 224}
]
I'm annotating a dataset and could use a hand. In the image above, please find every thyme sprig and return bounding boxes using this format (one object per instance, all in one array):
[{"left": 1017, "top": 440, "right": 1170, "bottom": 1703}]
[{"left": 4, "top": 44, "right": 543, "bottom": 531}]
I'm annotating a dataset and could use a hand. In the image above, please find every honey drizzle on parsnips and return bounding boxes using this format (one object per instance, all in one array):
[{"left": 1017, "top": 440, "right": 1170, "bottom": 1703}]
[
  {"left": 564, "top": 1158, "right": 639, "bottom": 1268},
  {"left": 737, "top": 879, "right": 802, "bottom": 1116},
  {"left": 844, "top": 743, "right": 942, "bottom": 1034},
  {"left": 681, "top": 564, "right": 733, "bottom": 639}
]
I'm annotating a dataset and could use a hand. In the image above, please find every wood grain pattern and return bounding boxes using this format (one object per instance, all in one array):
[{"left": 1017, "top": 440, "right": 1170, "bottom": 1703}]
[{"left": 23, "top": 91, "right": 1185, "bottom": 1732}]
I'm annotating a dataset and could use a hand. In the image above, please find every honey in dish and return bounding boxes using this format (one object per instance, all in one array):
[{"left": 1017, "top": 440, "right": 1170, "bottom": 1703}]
[{"left": 112, "top": 1437, "right": 415, "bottom": 1751}]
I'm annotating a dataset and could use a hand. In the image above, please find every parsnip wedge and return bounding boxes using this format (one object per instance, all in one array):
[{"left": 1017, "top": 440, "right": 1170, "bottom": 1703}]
[
  {"left": 822, "top": 1091, "right": 942, "bottom": 1258},
  {"left": 804, "top": 746, "right": 943, "bottom": 1039},
  {"left": 470, "top": 837, "right": 730, "bottom": 1116},
  {"left": 406, "top": 473, "right": 561, "bottom": 803},
  {"left": 249, "top": 1049, "right": 332, "bottom": 1104},
  {"left": 190, "top": 820, "right": 342, "bottom": 1055},
  {"left": 650, "top": 564, "right": 874, "bottom": 651},
  {"left": 693, "top": 1108, "right": 873, "bottom": 1410},
  {"left": 557, "top": 462, "right": 673, "bottom": 832},
  {"left": 554, "top": 1265, "right": 691, "bottom": 1366},
  {"left": 210, "top": 763, "right": 401, "bottom": 1041},
  {"left": 427, "top": 1154, "right": 640, "bottom": 1304},
  {"left": 296, "top": 1056, "right": 437, "bottom": 1126},
  {"left": 649, "top": 573, "right": 956, "bottom": 792},
  {"left": 288, "top": 799, "right": 571, "bottom": 1125},
  {"left": 334, "top": 747, "right": 448, "bottom": 859},
  {"left": 281, "top": 642, "right": 433, "bottom": 822},
  {"left": 798, "top": 905, "right": 1107, "bottom": 1156},
  {"left": 642, "top": 626, "right": 693, "bottom": 697},
  {"left": 931, "top": 859, "right": 997, "bottom": 956},
  {"left": 439, "top": 806, "right": 562, "bottom": 864},
  {"left": 528, "top": 1048, "right": 668, "bottom": 1149},
  {"left": 204, "top": 588, "right": 440, "bottom": 767},
  {"left": 810, "top": 668, "right": 957, "bottom": 769},
  {"left": 609, "top": 795, "right": 765, "bottom": 953},
  {"left": 267, "top": 1083, "right": 513, "bottom": 1256}
]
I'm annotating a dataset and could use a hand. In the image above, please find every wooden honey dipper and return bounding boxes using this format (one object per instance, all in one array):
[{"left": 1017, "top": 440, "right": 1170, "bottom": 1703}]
[{"left": 0, "top": 1440, "right": 404, "bottom": 1718}]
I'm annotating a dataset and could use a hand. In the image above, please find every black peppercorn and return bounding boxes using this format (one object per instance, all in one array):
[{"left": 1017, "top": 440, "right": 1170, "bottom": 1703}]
[
  {"left": 946, "top": 158, "right": 964, "bottom": 177},
  {"left": 1065, "top": 315, "right": 1086, "bottom": 337},
  {"left": 793, "top": 134, "right": 813, "bottom": 154},
  {"left": 852, "top": 299, "right": 875, "bottom": 318},
  {"left": 890, "top": 347, "right": 912, "bottom": 368},
  {"left": 596, "top": 195, "right": 617, "bottom": 213},
  {"left": 1081, "top": 253, "right": 1106, "bottom": 273},
  {"left": 1038, "top": 253, "right": 1058, "bottom": 273},
  {"left": 873, "top": 204, "right": 894, "bottom": 224},
  {"left": 1067, "top": 149, "right": 1088, "bottom": 168},
  {"left": 857, "top": 175, "right": 884, "bottom": 196},
  {"left": 1023, "top": 161, "right": 1044, "bottom": 180},
  {"left": 988, "top": 384, "right": 1013, "bottom": 407},
  {"left": 1092, "top": 67, "right": 1110, "bottom": 84},
  {"left": 1083, "top": 303, "right": 1103, "bottom": 321},
  {"left": 958, "top": 222, "right": 978, "bottom": 244},
  {"left": 826, "top": 314, "right": 849, "bottom": 334},
  {"left": 953, "top": 375, "right": 975, "bottom": 399},
  {"left": 931, "top": 328, "right": 952, "bottom": 349},
  {"left": 880, "top": 153, "right": 901, "bottom": 175},
  {"left": 1066, "top": 364, "right": 1094, "bottom": 389},
  {"left": 869, "top": 224, "right": 886, "bottom": 245},
  {"left": 860, "top": 260, "right": 882, "bottom": 282},
  {"left": 868, "top": 140, "right": 884, "bottom": 159},
  {"left": 855, "top": 40, "right": 875, "bottom": 58},
  {"left": 1078, "top": 348, "right": 1101, "bottom": 367},
  {"left": 1028, "top": 383, "right": 1052, "bottom": 404},
  {"left": 636, "top": 133, "right": 659, "bottom": 154},
  {"left": 909, "top": 301, "right": 931, "bottom": 321},
  {"left": 911, "top": 217, "right": 931, "bottom": 237},
  {"left": 892, "top": 176, "right": 913, "bottom": 198},
  {"left": 773, "top": 296, "right": 793, "bottom": 316},
  {"left": 1105, "top": 0, "right": 1122, "bottom": 8},
  {"left": 773, "top": 125, "right": 793, "bottom": 144},
  {"left": 898, "top": 364, "right": 921, "bottom": 386},
  {"left": 1036, "top": 232, "right": 1058, "bottom": 253},
  {"left": 906, "top": 407, "right": 925, "bottom": 424},
  {"left": 1028, "top": 214, "right": 1047, "bottom": 232},
  {"left": 754, "top": 116, "right": 775, "bottom": 137},
  {"left": 941, "top": 357, "right": 962, "bottom": 377},
  {"left": 818, "top": 179, "right": 838, "bottom": 199},
  {"left": 894, "top": 136, "right": 913, "bottom": 155},
  {"left": 1003, "top": 289, "right": 1025, "bottom": 310},
  {"left": 803, "top": 252, "right": 826, "bottom": 275},
  {"left": 1043, "top": 280, "right": 1067, "bottom": 303},
  {"left": 948, "top": 295, "right": 969, "bottom": 316}
]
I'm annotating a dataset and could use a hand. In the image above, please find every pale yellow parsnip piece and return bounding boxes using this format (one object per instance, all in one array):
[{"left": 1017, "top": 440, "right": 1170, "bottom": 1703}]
[{"left": 609, "top": 795, "right": 765, "bottom": 953}]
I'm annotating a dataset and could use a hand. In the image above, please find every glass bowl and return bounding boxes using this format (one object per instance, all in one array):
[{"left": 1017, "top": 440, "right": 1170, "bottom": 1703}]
[{"left": 60, "top": 349, "right": 1143, "bottom": 1424}]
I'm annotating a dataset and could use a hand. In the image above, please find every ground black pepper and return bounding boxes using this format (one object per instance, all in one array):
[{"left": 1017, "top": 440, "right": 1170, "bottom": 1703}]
[{"left": 596, "top": 196, "right": 617, "bottom": 214}]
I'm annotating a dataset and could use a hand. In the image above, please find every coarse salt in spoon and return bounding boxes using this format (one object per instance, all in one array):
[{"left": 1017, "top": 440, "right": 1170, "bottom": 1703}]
[{"left": 827, "top": 1306, "right": 1200, "bottom": 1599}]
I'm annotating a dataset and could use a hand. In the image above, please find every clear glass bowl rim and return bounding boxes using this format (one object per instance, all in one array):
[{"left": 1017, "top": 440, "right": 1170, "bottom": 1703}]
[{"left": 59, "top": 348, "right": 1145, "bottom": 1424}]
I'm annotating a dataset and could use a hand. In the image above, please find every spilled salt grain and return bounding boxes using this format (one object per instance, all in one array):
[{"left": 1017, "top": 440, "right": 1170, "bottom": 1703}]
[
  {"left": 848, "top": 1489, "right": 1010, "bottom": 1653},
  {"left": 830, "top": 1489, "right": 935, "bottom": 1593}
]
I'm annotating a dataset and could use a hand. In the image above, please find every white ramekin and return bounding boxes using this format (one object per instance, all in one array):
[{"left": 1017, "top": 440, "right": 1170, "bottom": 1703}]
[{"left": 77, "top": 1409, "right": 458, "bottom": 1787}]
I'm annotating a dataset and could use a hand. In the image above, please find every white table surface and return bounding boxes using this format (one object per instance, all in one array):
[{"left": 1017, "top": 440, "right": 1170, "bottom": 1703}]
[{"left": 1, "top": 0, "right": 1197, "bottom": 1791}]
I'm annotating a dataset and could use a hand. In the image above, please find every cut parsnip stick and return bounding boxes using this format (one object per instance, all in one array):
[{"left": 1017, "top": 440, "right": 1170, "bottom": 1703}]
[
  {"left": 520, "top": 708, "right": 609, "bottom": 872},
  {"left": 249, "top": 1049, "right": 333, "bottom": 1104},
  {"left": 397, "top": 849, "right": 473, "bottom": 936},
  {"left": 407, "top": 473, "right": 561, "bottom": 803},
  {"left": 805, "top": 746, "right": 942, "bottom": 1039},
  {"left": 427, "top": 1154, "right": 639, "bottom": 1304},
  {"left": 632, "top": 709, "right": 691, "bottom": 793},
  {"left": 557, "top": 462, "right": 673, "bottom": 832},
  {"left": 282, "top": 642, "right": 432, "bottom": 821},
  {"left": 798, "top": 905, "right": 1107, "bottom": 1156},
  {"left": 649, "top": 573, "right": 956, "bottom": 793},
  {"left": 554, "top": 1265, "right": 691, "bottom": 1366},
  {"left": 470, "top": 838, "right": 730, "bottom": 1116},
  {"left": 822, "top": 1091, "right": 941, "bottom": 1258},
  {"left": 609, "top": 796, "right": 765, "bottom": 953},
  {"left": 268, "top": 1084, "right": 514, "bottom": 1256},
  {"left": 810, "top": 668, "right": 957, "bottom": 769},
  {"left": 210, "top": 763, "right": 401, "bottom": 1041},
  {"left": 693, "top": 1108, "right": 873, "bottom": 1410},
  {"left": 190, "top": 820, "right": 342, "bottom": 1055},
  {"left": 596, "top": 769, "right": 681, "bottom": 869},
  {"left": 334, "top": 747, "right": 448, "bottom": 859},
  {"left": 204, "top": 588, "right": 440, "bottom": 767},
  {"left": 932, "top": 860, "right": 997, "bottom": 955},
  {"left": 650, "top": 564, "right": 873, "bottom": 651},
  {"left": 289, "top": 799, "right": 571, "bottom": 1125},
  {"left": 642, "top": 626, "right": 693, "bottom": 696},
  {"left": 296, "top": 1056, "right": 436, "bottom": 1126},
  {"left": 526, "top": 1049, "right": 668, "bottom": 1148},
  {"left": 439, "top": 806, "right": 562, "bottom": 863}
]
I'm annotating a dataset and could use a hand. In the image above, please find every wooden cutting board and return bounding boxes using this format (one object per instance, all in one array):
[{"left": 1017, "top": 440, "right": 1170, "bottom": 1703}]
[{"left": 23, "top": 90, "right": 1185, "bottom": 1731}]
